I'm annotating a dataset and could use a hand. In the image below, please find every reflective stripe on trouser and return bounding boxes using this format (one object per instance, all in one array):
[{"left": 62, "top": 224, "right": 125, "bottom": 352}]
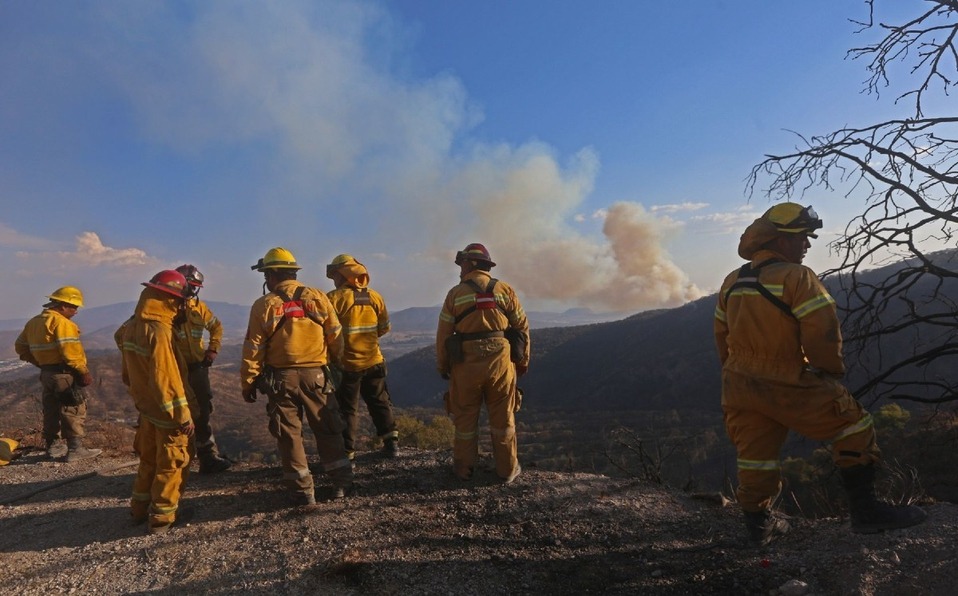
[
  {"left": 266, "top": 367, "right": 353, "bottom": 498},
  {"left": 40, "top": 370, "right": 86, "bottom": 442},
  {"left": 448, "top": 337, "right": 519, "bottom": 480},
  {"left": 335, "top": 363, "right": 397, "bottom": 453},
  {"left": 130, "top": 417, "right": 191, "bottom": 526},
  {"left": 188, "top": 366, "right": 219, "bottom": 456},
  {"left": 722, "top": 368, "right": 881, "bottom": 512}
]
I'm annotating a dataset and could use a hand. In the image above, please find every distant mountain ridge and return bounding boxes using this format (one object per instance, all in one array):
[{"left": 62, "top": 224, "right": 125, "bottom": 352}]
[
  {"left": 386, "top": 249, "right": 958, "bottom": 412},
  {"left": 0, "top": 302, "right": 630, "bottom": 360},
  {"left": 7, "top": 250, "right": 956, "bottom": 413}
]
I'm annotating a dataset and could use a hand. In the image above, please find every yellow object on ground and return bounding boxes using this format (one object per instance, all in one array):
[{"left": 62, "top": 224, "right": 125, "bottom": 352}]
[{"left": 0, "top": 438, "right": 20, "bottom": 465}]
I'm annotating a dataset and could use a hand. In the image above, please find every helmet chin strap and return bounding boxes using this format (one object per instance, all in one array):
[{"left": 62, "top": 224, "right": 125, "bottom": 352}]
[{"left": 261, "top": 280, "right": 268, "bottom": 296}]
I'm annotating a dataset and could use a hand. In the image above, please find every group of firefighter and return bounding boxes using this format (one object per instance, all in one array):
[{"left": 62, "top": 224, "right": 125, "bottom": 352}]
[
  {"left": 11, "top": 210, "right": 929, "bottom": 544},
  {"left": 12, "top": 243, "right": 530, "bottom": 534}
]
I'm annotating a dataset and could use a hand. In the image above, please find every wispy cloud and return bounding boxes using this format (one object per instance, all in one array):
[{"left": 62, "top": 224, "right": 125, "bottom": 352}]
[
  {"left": 650, "top": 202, "right": 709, "bottom": 214},
  {"left": 690, "top": 210, "right": 759, "bottom": 234},
  {"left": 0, "top": 222, "right": 56, "bottom": 251},
  {"left": 15, "top": 231, "right": 157, "bottom": 270},
  {"left": 61, "top": 232, "right": 153, "bottom": 267}
]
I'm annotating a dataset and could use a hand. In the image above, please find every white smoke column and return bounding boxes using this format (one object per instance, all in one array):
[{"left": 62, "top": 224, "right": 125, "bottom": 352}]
[
  {"left": 32, "top": 2, "right": 705, "bottom": 313},
  {"left": 440, "top": 144, "right": 702, "bottom": 311},
  {"left": 597, "top": 202, "right": 703, "bottom": 309}
]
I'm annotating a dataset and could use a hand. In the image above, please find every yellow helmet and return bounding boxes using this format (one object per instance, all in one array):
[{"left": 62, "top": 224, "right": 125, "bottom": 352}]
[
  {"left": 251, "top": 247, "right": 301, "bottom": 271},
  {"left": 762, "top": 203, "right": 823, "bottom": 238},
  {"left": 46, "top": 286, "right": 84, "bottom": 308},
  {"left": 326, "top": 253, "right": 360, "bottom": 278}
]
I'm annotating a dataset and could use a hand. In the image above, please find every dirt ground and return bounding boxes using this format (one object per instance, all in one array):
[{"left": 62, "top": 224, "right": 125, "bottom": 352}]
[{"left": 1, "top": 445, "right": 956, "bottom": 595}]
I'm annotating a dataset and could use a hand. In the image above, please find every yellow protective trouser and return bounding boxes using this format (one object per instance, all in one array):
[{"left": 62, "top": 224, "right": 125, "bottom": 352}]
[
  {"left": 448, "top": 337, "right": 519, "bottom": 480},
  {"left": 131, "top": 418, "right": 191, "bottom": 527},
  {"left": 40, "top": 370, "right": 86, "bottom": 442},
  {"left": 265, "top": 367, "right": 353, "bottom": 501},
  {"left": 722, "top": 368, "right": 881, "bottom": 512}
]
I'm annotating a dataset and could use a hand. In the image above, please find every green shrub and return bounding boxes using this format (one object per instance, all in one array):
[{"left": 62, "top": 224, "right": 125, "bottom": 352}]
[
  {"left": 873, "top": 403, "right": 911, "bottom": 433},
  {"left": 396, "top": 414, "right": 454, "bottom": 450}
]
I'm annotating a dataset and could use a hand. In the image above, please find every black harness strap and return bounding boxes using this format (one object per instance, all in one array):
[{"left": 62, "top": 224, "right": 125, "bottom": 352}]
[
  {"left": 724, "top": 259, "right": 796, "bottom": 320},
  {"left": 453, "top": 278, "right": 503, "bottom": 327},
  {"left": 351, "top": 287, "right": 372, "bottom": 307},
  {"left": 265, "top": 286, "right": 307, "bottom": 343}
]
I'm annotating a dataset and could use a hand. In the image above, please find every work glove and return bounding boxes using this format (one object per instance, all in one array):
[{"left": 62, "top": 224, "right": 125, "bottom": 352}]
[
  {"left": 242, "top": 387, "right": 258, "bottom": 403},
  {"left": 516, "top": 363, "right": 528, "bottom": 377},
  {"left": 203, "top": 349, "right": 217, "bottom": 366},
  {"left": 179, "top": 420, "right": 195, "bottom": 438},
  {"left": 77, "top": 372, "right": 95, "bottom": 387}
]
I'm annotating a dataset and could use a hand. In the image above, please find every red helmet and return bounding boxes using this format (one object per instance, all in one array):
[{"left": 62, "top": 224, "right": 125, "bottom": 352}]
[
  {"left": 142, "top": 270, "right": 188, "bottom": 299},
  {"left": 455, "top": 243, "right": 496, "bottom": 267}
]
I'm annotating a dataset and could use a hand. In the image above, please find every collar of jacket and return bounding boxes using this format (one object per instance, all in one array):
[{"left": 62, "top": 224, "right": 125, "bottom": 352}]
[
  {"left": 134, "top": 289, "right": 180, "bottom": 324},
  {"left": 272, "top": 279, "right": 303, "bottom": 298},
  {"left": 41, "top": 308, "right": 68, "bottom": 321},
  {"left": 750, "top": 248, "right": 789, "bottom": 266},
  {"left": 460, "top": 270, "right": 492, "bottom": 285}
]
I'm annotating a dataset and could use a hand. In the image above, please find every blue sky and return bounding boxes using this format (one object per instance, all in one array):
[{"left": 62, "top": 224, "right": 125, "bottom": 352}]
[{"left": 0, "top": 1, "right": 922, "bottom": 320}]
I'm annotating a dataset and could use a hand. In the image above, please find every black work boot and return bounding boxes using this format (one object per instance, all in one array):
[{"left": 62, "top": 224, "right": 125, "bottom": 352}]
[
  {"left": 46, "top": 438, "right": 68, "bottom": 459},
  {"left": 382, "top": 438, "right": 398, "bottom": 458},
  {"left": 198, "top": 452, "right": 232, "bottom": 474},
  {"left": 65, "top": 438, "right": 101, "bottom": 462},
  {"left": 841, "top": 464, "right": 927, "bottom": 534},
  {"left": 743, "top": 509, "right": 791, "bottom": 547}
]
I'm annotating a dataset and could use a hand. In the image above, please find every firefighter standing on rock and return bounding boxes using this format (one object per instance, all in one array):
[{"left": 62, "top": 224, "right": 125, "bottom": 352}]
[
  {"left": 436, "top": 243, "right": 529, "bottom": 483},
  {"left": 15, "top": 286, "right": 101, "bottom": 462},
  {"left": 173, "top": 264, "right": 231, "bottom": 474},
  {"left": 118, "top": 270, "right": 195, "bottom": 534},
  {"left": 326, "top": 254, "right": 400, "bottom": 460},
  {"left": 241, "top": 247, "right": 353, "bottom": 507},
  {"left": 714, "top": 203, "right": 926, "bottom": 546}
]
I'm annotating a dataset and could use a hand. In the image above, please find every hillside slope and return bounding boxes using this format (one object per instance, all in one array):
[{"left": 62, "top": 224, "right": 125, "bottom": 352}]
[
  {"left": 387, "top": 297, "right": 717, "bottom": 411},
  {"left": 0, "top": 448, "right": 955, "bottom": 595}
]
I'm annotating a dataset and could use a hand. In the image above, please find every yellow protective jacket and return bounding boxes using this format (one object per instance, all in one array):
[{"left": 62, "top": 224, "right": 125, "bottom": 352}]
[
  {"left": 328, "top": 277, "right": 390, "bottom": 372},
  {"left": 714, "top": 247, "right": 843, "bottom": 385},
  {"left": 117, "top": 289, "right": 192, "bottom": 430},
  {"left": 241, "top": 280, "right": 344, "bottom": 393},
  {"left": 173, "top": 297, "right": 223, "bottom": 364},
  {"left": 436, "top": 270, "right": 530, "bottom": 374},
  {"left": 15, "top": 309, "right": 89, "bottom": 374}
]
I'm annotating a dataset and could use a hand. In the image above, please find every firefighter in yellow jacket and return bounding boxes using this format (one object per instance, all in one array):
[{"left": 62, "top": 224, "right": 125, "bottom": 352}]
[
  {"left": 15, "top": 286, "right": 101, "bottom": 462},
  {"left": 173, "top": 264, "right": 231, "bottom": 474},
  {"left": 326, "top": 254, "right": 399, "bottom": 459},
  {"left": 715, "top": 203, "right": 926, "bottom": 546},
  {"left": 118, "top": 270, "right": 194, "bottom": 534},
  {"left": 242, "top": 247, "right": 353, "bottom": 506},
  {"left": 436, "top": 243, "right": 530, "bottom": 483}
]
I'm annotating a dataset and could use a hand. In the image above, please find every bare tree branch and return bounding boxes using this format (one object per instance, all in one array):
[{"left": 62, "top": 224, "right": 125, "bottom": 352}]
[{"left": 749, "top": 1, "right": 958, "bottom": 408}]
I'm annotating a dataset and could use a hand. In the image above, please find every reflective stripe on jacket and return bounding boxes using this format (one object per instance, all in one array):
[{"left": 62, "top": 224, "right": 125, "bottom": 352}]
[
  {"left": 118, "top": 289, "right": 191, "bottom": 429},
  {"left": 327, "top": 285, "right": 389, "bottom": 372},
  {"left": 714, "top": 248, "right": 843, "bottom": 384},
  {"left": 173, "top": 297, "right": 223, "bottom": 363},
  {"left": 241, "top": 280, "right": 343, "bottom": 392},
  {"left": 15, "top": 309, "right": 89, "bottom": 374},
  {"left": 436, "top": 270, "right": 530, "bottom": 374}
]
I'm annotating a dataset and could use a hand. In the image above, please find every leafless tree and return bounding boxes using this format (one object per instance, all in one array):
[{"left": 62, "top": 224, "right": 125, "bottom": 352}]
[{"left": 747, "top": 1, "right": 958, "bottom": 406}]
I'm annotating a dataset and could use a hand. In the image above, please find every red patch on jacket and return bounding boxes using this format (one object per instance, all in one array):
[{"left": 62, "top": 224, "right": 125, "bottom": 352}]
[{"left": 474, "top": 292, "right": 497, "bottom": 310}]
